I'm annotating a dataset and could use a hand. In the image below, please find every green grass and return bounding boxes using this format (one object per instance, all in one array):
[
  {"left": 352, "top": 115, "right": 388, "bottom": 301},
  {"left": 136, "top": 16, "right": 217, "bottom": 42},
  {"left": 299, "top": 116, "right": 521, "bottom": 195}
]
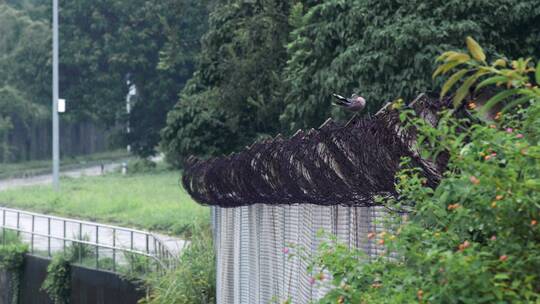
[
  {"left": 0, "top": 150, "right": 131, "bottom": 179},
  {"left": 0, "top": 170, "right": 208, "bottom": 236}
]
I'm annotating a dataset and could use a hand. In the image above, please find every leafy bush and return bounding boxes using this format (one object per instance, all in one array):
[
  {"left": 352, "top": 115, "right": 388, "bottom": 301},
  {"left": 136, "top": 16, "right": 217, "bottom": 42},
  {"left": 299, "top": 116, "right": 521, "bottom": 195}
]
[
  {"left": 65, "top": 234, "right": 94, "bottom": 264},
  {"left": 308, "top": 40, "right": 540, "bottom": 303},
  {"left": 0, "top": 229, "right": 21, "bottom": 245},
  {"left": 128, "top": 158, "right": 157, "bottom": 174},
  {"left": 41, "top": 255, "right": 71, "bottom": 304},
  {"left": 0, "top": 243, "right": 27, "bottom": 304},
  {"left": 142, "top": 222, "right": 215, "bottom": 304}
]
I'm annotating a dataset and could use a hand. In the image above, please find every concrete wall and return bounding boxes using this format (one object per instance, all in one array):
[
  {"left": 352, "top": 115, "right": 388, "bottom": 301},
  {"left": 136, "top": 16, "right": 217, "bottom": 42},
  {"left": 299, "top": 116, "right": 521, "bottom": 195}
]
[
  {"left": 0, "top": 270, "right": 14, "bottom": 304},
  {"left": 0, "top": 255, "right": 145, "bottom": 304}
]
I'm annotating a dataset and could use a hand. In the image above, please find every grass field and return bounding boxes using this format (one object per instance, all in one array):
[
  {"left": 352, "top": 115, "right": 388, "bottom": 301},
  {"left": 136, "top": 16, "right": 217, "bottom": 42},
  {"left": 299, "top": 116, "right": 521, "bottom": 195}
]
[{"left": 0, "top": 170, "right": 208, "bottom": 236}]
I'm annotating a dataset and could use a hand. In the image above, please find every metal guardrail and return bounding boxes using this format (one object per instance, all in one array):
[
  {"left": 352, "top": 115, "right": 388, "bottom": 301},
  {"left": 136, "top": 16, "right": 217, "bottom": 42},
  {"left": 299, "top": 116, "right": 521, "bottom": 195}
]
[{"left": 0, "top": 207, "right": 177, "bottom": 273}]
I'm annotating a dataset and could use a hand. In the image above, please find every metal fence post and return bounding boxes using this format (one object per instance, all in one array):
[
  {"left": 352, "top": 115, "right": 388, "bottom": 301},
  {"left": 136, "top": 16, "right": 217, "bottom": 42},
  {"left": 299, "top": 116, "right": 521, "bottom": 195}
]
[
  {"left": 112, "top": 228, "right": 116, "bottom": 272},
  {"left": 16, "top": 211, "right": 20, "bottom": 238},
  {"left": 79, "top": 222, "right": 83, "bottom": 263},
  {"left": 130, "top": 231, "right": 134, "bottom": 272},
  {"left": 31, "top": 215, "right": 35, "bottom": 253},
  {"left": 146, "top": 234, "right": 149, "bottom": 272},
  {"left": 2, "top": 209, "right": 5, "bottom": 245},
  {"left": 96, "top": 225, "right": 99, "bottom": 269},
  {"left": 47, "top": 218, "right": 51, "bottom": 257},
  {"left": 63, "top": 220, "right": 66, "bottom": 252}
]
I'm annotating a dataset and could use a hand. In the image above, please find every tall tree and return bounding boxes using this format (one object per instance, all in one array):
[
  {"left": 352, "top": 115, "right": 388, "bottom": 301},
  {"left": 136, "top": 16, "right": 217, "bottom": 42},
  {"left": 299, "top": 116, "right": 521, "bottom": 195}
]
[
  {"left": 0, "top": 4, "right": 49, "bottom": 161},
  {"left": 58, "top": 0, "right": 209, "bottom": 156},
  {"left": 0, "top": 3, "right": 50, "bottom": 107},
  {"left": 161, "top": 0, "right": 293, "bottom": 166}
]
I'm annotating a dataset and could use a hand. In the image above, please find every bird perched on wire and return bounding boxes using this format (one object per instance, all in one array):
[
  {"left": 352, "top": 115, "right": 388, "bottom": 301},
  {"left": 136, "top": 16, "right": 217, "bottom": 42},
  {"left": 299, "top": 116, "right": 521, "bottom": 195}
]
[{"left": 331, "top": 93, "right": 366, "bottom": 112}]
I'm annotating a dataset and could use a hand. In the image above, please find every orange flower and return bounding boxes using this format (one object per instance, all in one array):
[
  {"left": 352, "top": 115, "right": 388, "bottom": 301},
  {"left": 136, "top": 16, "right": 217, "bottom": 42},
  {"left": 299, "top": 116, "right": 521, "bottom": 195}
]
[
  {"left": 489, "top": 124, "right": 497, "bottom": 129},
  {"left": 469, "top": 176, "right": 480, "bottom": 185},
  {"left": 494, "top": 112, "right": 502, "bottom": 120},
  {"left": 532, "top": 220, "right": 538, "bottom": 226},
  {"left": 499, "top": 255, "right": 508, "bottom": 262},
  {"left": 447, "top": 204, "right": 460, "bottom": 211},
  {"left": 458, "top": 240, "right": 471, "bottom": 252},
  {"left": 484, "top": 155, "right": 492, "bottom": 160},
  {"left": 468, "top": 102, "right": 477, "bottom": 109},
  {"left": 378, "top": 239, "right": 385, "bottom": 245},
  {"left": 495, "top": 195, "right": 504, "bottom": 201},
  {"left": 367, "top": 232, "right": 376, "bottom": 239}
]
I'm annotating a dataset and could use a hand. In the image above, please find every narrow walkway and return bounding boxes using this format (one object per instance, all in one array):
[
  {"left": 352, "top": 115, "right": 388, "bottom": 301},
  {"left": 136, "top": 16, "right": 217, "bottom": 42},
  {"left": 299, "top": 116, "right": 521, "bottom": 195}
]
[{"left": 0, "top": 162, "right": 121, "bottom": 191}]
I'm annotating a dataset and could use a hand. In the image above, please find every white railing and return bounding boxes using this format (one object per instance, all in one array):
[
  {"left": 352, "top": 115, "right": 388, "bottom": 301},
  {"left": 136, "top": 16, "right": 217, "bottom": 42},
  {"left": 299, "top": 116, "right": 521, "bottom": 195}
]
[{"left": 0, "top": 206, "right": 177, "bottom": 273}]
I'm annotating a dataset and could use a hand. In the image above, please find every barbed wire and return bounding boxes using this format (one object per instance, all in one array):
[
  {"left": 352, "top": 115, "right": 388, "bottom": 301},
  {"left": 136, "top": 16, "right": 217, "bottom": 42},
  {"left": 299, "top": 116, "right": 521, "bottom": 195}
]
[{"left": 183, "top": 93, "right": 452, "bottom": 207}]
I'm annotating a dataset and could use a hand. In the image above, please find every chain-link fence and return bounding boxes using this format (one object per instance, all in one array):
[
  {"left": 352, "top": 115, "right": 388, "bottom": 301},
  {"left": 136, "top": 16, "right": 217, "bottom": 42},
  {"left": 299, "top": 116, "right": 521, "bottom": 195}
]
[{"left": 212, "top": 204, "right": 388, "bottom": 304}]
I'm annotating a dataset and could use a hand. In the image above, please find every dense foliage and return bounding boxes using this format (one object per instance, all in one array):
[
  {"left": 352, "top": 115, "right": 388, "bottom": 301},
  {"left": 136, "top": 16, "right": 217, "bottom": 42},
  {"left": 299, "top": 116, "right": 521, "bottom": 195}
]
[
  {"left": 0, "top": 242, "right": 28, "bottom": 304},
  {"left": 1, "top": 0, "right": 210, "bottom": 158},
  {"left": 4, "top": 0, "right": 540, "bottom": 163},
  {"left": 281, "top": 0, "right": 540, "bottom": 131},
  {"left": 0, "top": 3, "right": 49, "bottom": 162},
  {"left": 58, "top": 0, "right": 210, "bottom": 156},
  {"left": 161, "top": 0, "right": 540, "bottom": 165},
  {"left": 306, "top": 41, "right": 540, "bottom": 303},
  {"left": 41, "top": 255, "right": 71, "bottom": 304},
  {"left": 142, "top": 223, "right": 215, "bottom": 304},
  {"left": 160, "top": 0, "right": 293, "bottom": 164}
]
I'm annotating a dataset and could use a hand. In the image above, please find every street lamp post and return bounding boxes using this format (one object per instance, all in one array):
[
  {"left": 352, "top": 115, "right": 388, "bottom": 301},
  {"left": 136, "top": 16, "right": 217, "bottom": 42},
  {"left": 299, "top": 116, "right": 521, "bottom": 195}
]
[{"left": 52, "top": 0, "right": 60, "bottom": 191}]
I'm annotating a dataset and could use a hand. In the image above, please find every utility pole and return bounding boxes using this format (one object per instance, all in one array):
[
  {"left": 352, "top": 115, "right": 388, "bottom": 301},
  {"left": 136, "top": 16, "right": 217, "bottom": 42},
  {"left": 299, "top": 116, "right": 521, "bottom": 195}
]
[{"left": 52, "top": 0, "right": 60, "bottom": 191}]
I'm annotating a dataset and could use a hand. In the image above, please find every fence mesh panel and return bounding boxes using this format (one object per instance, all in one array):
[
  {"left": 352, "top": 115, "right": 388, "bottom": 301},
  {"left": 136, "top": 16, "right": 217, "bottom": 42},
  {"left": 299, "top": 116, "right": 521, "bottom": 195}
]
[{"left": 212, "top": 204, "right": 389, "bottom": 304}]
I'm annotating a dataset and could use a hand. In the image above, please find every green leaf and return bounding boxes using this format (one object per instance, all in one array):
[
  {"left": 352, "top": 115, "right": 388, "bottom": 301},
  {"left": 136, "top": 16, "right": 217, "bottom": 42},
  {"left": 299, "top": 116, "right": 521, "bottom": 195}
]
[
  {"left": 536, "top": 61, "right": 540, "bottom": 85},
  {"left": 436, "top": 51, "right": 458, "bottom": 62},
  {"left": 494, "top": 273, "right": 510, "bottom": 280},
  {"left": 433, "top": 61, "right": 463, "bottom": 79},
  {"left": 501, "top": 95, "right": 533, "bottom": 112},
  {"left": 446, "top": 53, "right": 471, "bottom": 63},
  {"left": 453, "top": 71, "right": 487, "bottom": 107},
  {"left": 475, "top": 76, "right": 508, "bottom": 92},
  {"left": 492, "top": 59, "right": 507, "bottom": 67},
  {"left": 480, "top": 89, "right": 519, "bottom": 115},
  {"left": 466, "top": 37, "right": 486, "bottom": 62},
  {"left": 440, "top": 69, "right": 468, "bottom": 98}
]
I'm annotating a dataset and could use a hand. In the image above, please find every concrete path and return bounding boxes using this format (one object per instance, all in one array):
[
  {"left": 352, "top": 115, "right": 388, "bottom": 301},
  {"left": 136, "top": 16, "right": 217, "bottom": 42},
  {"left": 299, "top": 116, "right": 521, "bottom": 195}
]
[{"left": 0, "top": 162, "right": 122, "bottom": 191}]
